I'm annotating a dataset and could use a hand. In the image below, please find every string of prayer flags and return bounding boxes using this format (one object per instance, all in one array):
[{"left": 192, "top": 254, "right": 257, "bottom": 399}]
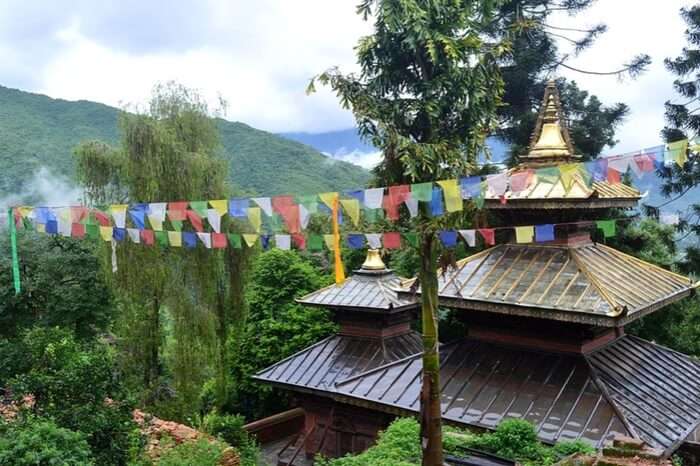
[
  {"left": 323, "top": 234, "right": 335, "bottom": 250},
  {"left": 318, "top": 192, "right": 338, "bottom": 210},
  {"left": 560, "top": 163, "right": 581, "bottom": 193},
  {"left": 439, "top": 230, "right": 458, "bottom": 248},
  {"left": 596, "top": 220, "right": 616, "bottom": 238},
  {"left": 71, "top": 223, "right": 85, "bottom": 239},
  {"left": 228, "top": 234, "right": 242, "bottom": 249},
  {"left": 86, "top": 224, "right": 99, "bottom": 240},
  {"left": 187, "top": 209, "right": 204, "bottom": 232},
  {"left": 209, "top": 200, "right": 228, "bottom": 216},
  {"left": 437, "top": 180, "right": 463, "bottom": 212},
  {"left": 587, "top": 158, "right": 607, "bottom": 182},
  {"left": 537, "top": 167, "right": 560, "bottom": 185},
  {"left": 292, "top": 233, "right": 306, "bottom": 250},
  {"left": 515, "top": 226, "right": 534, "bottom": 244},
  {"left": 460, "top": 176, "right": 482, "bottom": 199},
  {"left": 634, "top": 154, "right": 655, "bottom": 173},
  {"left": 299, "top": 205, "right": 311, "bottom": 230},
  {"left": 478, "top": 228, "right": 495, "bottom": 246},
  {"left": 207, "top": 209, "right": 222, "bottom": 233},
  {"left": 535, "top": 224, "right": 554, "bottom": 242},
  {"left": 459, "top": 229, "right": 476, "bottom": 247}
]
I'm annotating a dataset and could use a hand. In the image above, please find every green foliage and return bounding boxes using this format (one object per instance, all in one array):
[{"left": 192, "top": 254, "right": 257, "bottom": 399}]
[
  {"left": 6, "top": 327, "right": 136, "bottom": 466},
  {"left": 202, "top": 412, "right": 260, "bottom": 465},
  {"left": 0, "top": 231, "right": 114, "bottom": 340},
  {"left": 0, "top": 84, "right": 368, "bottom": 202},
  {"left": 0, "top": 417, "right": 93, "bottom": 466},
  {"left": 551, "top": 439, "right": 595, "bottom": 458},
  {"left": 155, "top": 438, "right": 226, "bottom": 466},
  {"left": 225, "top": 249, "right": 336, "bottom": 419}
]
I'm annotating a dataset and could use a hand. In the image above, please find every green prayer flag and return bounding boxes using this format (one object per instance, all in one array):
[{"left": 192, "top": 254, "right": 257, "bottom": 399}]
[
  {"left": 308, "top": 234, "right": 323, "bottom": 251},
  {"left": 228, "top": 234, "right": 242, "bottom": 249},
  {"left": 190, "top": 201, "right": 208, "bottom": 217},
  {"left": 86, "top": 224, "right": 99, "bottom": 240},
  {"left": 170, "top": 220, "right": 183, "bottom": 232},
  {"left": 596, "top": 220, "right": 616, "bottom": 238},
  {"left": 155, "top": 230, "right": 169, "bottom": 247},
  {"left": 8, "top": 209, "right": 20, "bottom": 295},
  {"left": 411, "top": 182, "right": 433, "bottom": 202},
  {"left": 364, "top": 208, "right": 384, "bottom": 223},
  {"left": 266, "top": 214, "right": 284, "bottom": 233},
  {"left": 537, "top": 166, "right": 560, "bottom": 185},
  {"left": 403, "top": 233, "right": 419, "bottom": 248},
  {"left": 298, "top": 195, "right": 318, "bottom": 214}
]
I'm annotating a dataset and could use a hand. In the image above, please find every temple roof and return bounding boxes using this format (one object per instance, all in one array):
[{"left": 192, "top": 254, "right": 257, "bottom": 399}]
[
  {"left": 297, "top": 251, "right": 417, "bottom": 312},
  {"left": 398, "top": 243, "right": 696, "bottom": 327},
  {"left": 332, "top": 336, "right": 700, "bottom": 454},
  {"left": 253, "top": 332, "right": 422, "bottom": 394}
]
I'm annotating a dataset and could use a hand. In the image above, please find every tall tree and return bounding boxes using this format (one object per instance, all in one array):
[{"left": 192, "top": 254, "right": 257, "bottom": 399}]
[
  {"left": 311, "top": 1, "right": 505, "bottom": 463},
  {"left": 75, "top": 83, "right": 253, "bottom": 417}
]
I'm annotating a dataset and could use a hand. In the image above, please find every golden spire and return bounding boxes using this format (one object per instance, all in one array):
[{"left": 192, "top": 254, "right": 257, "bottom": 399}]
[
  {"left": 524, "top": 80, "right": 578, "bottom": 162},
  {"left": 361, "top": 249, "right": 386, "bottom": 271}
]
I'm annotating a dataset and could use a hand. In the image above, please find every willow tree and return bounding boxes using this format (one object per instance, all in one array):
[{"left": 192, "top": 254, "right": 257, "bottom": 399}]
[
  {"left": 310, "top": 1, "right": 505, "bottom": 463},
  {"left": 75, "top": 83, "right": 252, "bottom": 415}
]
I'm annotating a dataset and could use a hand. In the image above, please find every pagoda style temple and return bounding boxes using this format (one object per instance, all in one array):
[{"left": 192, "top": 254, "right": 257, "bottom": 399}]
[{"left": 253, "top": 81, "right": 700, "bottom": 463}]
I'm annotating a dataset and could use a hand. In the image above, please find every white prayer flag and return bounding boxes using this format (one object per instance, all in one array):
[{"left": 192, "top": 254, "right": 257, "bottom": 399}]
[
  {"left": 365, "top": 233, "right": 382, "bottom": 249},
  {"left": 196, "top": 232, "right": 212, "bottom": 249},
  {"left": 459, "top": 229, "right": 476, "bottom": 247},
  {"left": 275, "top": 234, "right": 291, "bottom": 250},
  {"left": 206, "top": 209, "right": 222, "bottom": 233},
  {"left": 127, "top": 228, "right": 141, "bottom": 244},
  {"left": 252, "top": 197, "right": 273, "bottom": 216},
  {"left": 364, "top": 188, "right": 384, "bottom": 209},
  {"left": 405, "top": 198, "right": 419, "bottom": 218},
  {"left": 147, "top": 203, "right": 167, "bottom": 231}
]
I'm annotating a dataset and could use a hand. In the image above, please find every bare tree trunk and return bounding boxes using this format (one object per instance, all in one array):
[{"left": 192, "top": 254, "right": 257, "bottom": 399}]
[{"left": 420, "top": 231, "right": 443, "bottom": 466}]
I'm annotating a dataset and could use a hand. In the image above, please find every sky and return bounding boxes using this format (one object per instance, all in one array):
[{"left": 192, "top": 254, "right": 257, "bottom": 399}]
[{"left": 0, "top": 0, "right": 695, "bottom": 155}]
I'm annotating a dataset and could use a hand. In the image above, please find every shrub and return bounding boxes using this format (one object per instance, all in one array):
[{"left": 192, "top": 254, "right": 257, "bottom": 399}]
[
  {"left": 552, "top": 439, "right": 596, "bottom": 458},
  {"left": 202, "top": 412, "right": 260, "bottom": 465},
  {"left": 0, "top": 417, "right": 93, "bottom": 465},
  {"left": 156, "top": 438, "right": 226, "bottom": 466}
]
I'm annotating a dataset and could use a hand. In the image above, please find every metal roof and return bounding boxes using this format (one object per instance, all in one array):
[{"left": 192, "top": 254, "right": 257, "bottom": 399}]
[
  {"left": 332, "top": 336, "right": 700, "bottom": 454},
  {"left": 399, "top": 243, "right": 695, "bottom": 326},
  {"left": 253, "top": 332, "right": 423, "bottom": 393},
  {"left": 297, "top": 269, "right": 417, "bottom": 312}
]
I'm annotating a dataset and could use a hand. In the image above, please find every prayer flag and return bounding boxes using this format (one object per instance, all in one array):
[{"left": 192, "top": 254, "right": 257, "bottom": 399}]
[
  {"left": 486, "top": 173, "right": 508, "bottom": 197},
  {"left": 411, "top": 182, "right": 433, "bottom": 202},
  {"left": 261, "top": 235, "right": 272, "bottom": 250},
  {"left": 666, "top": 139, "right": 688, "bottom": 167},
  {"left": 292, "top": 233, "right": 306, "bottom": 250},
  {"left": 340, "top": 199, "right": 360, "bottom": 227},
  {"left": 299, "top": 205, "right": 311, "bottom": 230},
  {"left": 586, "top": 159, "right": 607, "bottom": 183},
  {"left": 197, "top": 232, "right": 212, "bottom": 248},
  {"left": 383, "top": 232, "right": 401, "bottom": 249},
  {"left": 46, "top": 220, "right": 58, "bottom": 235},
  {"left": 229, "top": 199, "right": 249, "bottom": 218},
  {"left": 147, "top": 203, "right": 167, "bottom": 231},
  {"left": 58, "top": 209, "right": 71, "bottom": 237},
  {"left": 535, "top": 224, "right": 554, "bottom": 243},
  {"left": 187, "top": 209, "right": 204, "bottom": 232},
  {"left": 323, "top": 234, "right": 335, "bottom": 250},
  {"left": 141, "top": 230, "right": 155, "bottom": 246},
  {"left": 439, "top": 230, "right": 458, "bottom": 247},
  {"left": 405, "top": 198, "right": 419, "bottom": 217},
  {"left": 155, "top": 231, "right": 169, "bottom": 247},
  {"left": 129, "top": 204, "right": 147, "bottom": 230},
  {"left": 109, "top": 205, "right": 128, "bottom": 228},
  {"left": 660, "top": 213, "right": 680, "bottom": 225},
  {"left": 515, "top": 226, "right": 534, "bottom": 244},
  {"left": 365, "top": 233, "right": 382, "bottom": 249},
  {"left": 252, "top": 198, "right": 273, "bottom": 216},
  {"left": 478, "top": 228, "right": 495, "bottom": 246},
  {"left": 536, "top": 167, "right": 560, "bottom": 185},
  {"left": 228, "top": 234, "right": 242, "bottom": 249},
  {"left": 99, "top": 226, "right": 113, "bottom": 242},
  {"left": 207, "top": 209, "right": 222, "bottom": 233},
  {"left": 127, "top": 228, "right": 141, "bottom": 244},
  {"left": 460, "top": 176, "right": 482, "bottom": 199},
  {"left": 364, "top": 207, "right": 384, "bottom": 223},
  {"left": 298, "top": 195, "right": 319, "bottom": 214},
  {"left": 190, "top": 201, "right": 208, "bottom": 217},
  {"left": 70, "top": 206, "right": 88, "bottom": 224},
  {"left": 94, "top": 209, "right": 112, "bottom": 227},
  {"left": 384, "top": 185, "right": 410, "bottom": 220},
  {"left": 85, "top": 224, "right": 98, "bottom": 240},
  {"left": 168, "top": 231, "right": 182, "bottom": 247},
  {"left": 183, "top": 232, "right": 197, "bottom": 248},
  {"left": 459, "top": 229, "right": 476, "bottom": 247},
  {"left": 307, "top": 235, "right": 323, "bottom": 251},
  {"left": 437, "top": 179, "right": 463, "bottom": 212},
  {"left": 364, "top": 188, "right": 384, "bottom": 209},
  {"left": 403, "top": 233, "right": 419, "bottom": 248},
  {"left": 634, "top": 154, "right": 655, "bottom": 173},
  {"left": 560, "top": 164, "right": 582, "bottom": 192},
  {"left": 347, "top": 234, "right": 365, "bottom": 249},
  {"left": 247, "top": 207, "right": 262, "bottom": 233},
  {"left": 112, "top": 228, "right": 126, "bottom": 242},
  {"left": 168, "top": 202, "right": 188, "bottom": 221},
  {"left": 212, "top": 232, "right": 227, "bottom": 249},
  {"left": 596, "top": 220, "right": 616, "bottom": 238},
  {"left": 346, "top": 190, "right": 365, "bottom": 205},
  {"left": 607, "top": 168, "right": 621, "bottom": 184},
  {"left": 473, "top": 183, "right": 486, "bottom": 209},
  {"left": 319, "top": 192, "right": 339, "bottom": 210},
  {"left": 209, "top": 200, "right": 228, "bottom": 216},
  {"left": 275, "top": 234, "right": 291, "bottom": 250},
  {"left": 71, "top": 223, "right": 85, "bottom": 239},
  {"left": 430, "top": 187, "right": 444, "bottom": 216},
  {"left": 509, "top": 170, "right": 533, "bottom": 193},
  {"left": 170, "top": 220, "right": 182, "bottom": 232}
]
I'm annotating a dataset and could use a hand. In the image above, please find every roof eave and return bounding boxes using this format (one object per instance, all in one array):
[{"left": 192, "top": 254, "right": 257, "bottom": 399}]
[
  {"left": 293, "top": 300, "right": 418, "bottom": 314},
  {"left": 483, "top": 198, "right": 640, "bottom": 210}
]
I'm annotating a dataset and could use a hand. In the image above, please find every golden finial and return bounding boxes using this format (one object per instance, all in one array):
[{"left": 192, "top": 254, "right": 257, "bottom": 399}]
[
  {"left": 362, "top": 249, "right": 386, "bottom": 270},
  {"left": 525, "top": 80, "right": 577, "bottom": 161}
]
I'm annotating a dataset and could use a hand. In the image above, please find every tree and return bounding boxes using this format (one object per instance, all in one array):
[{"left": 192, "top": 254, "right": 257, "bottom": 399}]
[
  {"left": 74, "top": 82, "right": 254, "bottom": 418},
  {"left": 311, "top": 1, "right": 505, "bottom": 463},
  {"left": 0, "top": 418, "right": 94, "bottom": 466}
]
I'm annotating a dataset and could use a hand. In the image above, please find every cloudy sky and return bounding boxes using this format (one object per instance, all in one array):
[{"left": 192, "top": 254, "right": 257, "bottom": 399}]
[{"left": 0, "top": 0, "right": 695, "bottom": 154}]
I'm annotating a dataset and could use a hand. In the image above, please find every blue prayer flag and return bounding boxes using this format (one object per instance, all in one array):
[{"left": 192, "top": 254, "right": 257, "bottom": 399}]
[
  {"left": 46, "top": 220, "right": 58, "bottom": 234},
  {"left": 183, "top": 232, "right": 197, "bottom": 248},
  {"left": 347, "top": 234, "right": 365, "bottom": 249},
  {"left": 439, "top": 230, "right": 458, "bottom": 247},
  {"left": 261, "top": 234, "right": 272, "bottom": 250},
  {"left": 129, "top": 204, "right": 147, "bottom": 230},
  {"left": 229, "top": 198, "right": 249, "bottom": 218},
  {"left": 346, "top": 190, "right": 365, "bottom": 205},
  {"left": 113, "top": 228, "right": 126, "bottom": 242},
  {"left": 430, "top": 187, "right": 444, "bottom": 216},
  {"left": 460, "top": 176, "right": 482, "bottom": 199},
  {"left": 535, "top": 224, "right": 555, "bottom": 242}
]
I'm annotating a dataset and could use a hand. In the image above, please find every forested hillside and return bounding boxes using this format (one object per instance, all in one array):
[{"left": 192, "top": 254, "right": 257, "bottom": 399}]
[{"left": 0, "top": 85, "right": 369, "bottom": 200}]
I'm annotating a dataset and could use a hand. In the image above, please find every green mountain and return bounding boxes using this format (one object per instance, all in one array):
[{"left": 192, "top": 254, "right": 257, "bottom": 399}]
[{"left": 0, "top": 85, "right": 369, "bottom": 201}]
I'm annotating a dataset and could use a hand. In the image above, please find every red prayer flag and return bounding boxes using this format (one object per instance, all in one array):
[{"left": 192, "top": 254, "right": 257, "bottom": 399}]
[
  {"left": 607, "top": 168, "right": 621, "bottom": 184},
  {"left": 292, "top": 233, "right": 306, "bottom": 250},
  {"left": 141, "top": 230, "right": 154, "bottom": 245},
  {"left": 71, "top": 206, "right": 88, "bottom": 224},
  {"left": 93, "top": 209, "right": 112, "bottom": 226},
  {"left": 634, "top": 154, "right": 655, "bottom": 173},
  {"left": 478, "top": 228, "right": 495, "bottom": 246},
  {"left": 13, "top": 208, "right": 21, "bottom": 228},
  {"left": 71, "top": 223, "right": 85, "bottom": 238},
  {"left": 272, "top": 195, "right": 295, "bottom": 213},
  {"left": 212, "top": 232, "right": 227, "bottom": 249},
  {"left": 277, "top": 204, "right": 301, "bottom": 234},
  {"left": 383, "top": 232, "right": 401, "bottom": 249},
  {"left": 383, "top": 185, "right": 410, "bottom": 221},
  {"left": 509, "top": 169, "right": 533, "bottom": 193},
  {"left": 187, "top": 210, "right": 204, "bottom": 232},
  {"left": 168, "top": 202, "right": 188, "bottom": 221}
]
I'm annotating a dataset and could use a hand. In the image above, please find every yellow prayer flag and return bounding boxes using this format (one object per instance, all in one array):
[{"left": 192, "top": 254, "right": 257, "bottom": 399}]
[
  {"left": 247, "top": 207, "right": 261, "bottom": 233},
  {"left": 319, "top": 192, "right": 338, "bottom": 210},
  {"left": 324, "top": 234, "right": 335, "bottom": 250},
  {"left": 99, "top": 226, "right": 113, "bottom": 242},
  {"left": 243, "top": 234, "right": 259, "bottom": 247},
  {"left": 109, "top": 204, "right": 128, "bottom": 214},
  {"left": 667, "top": 139, "right": 688, "bottom": 167},
  {"left": 559, "top": 163, "right": 581, "bottom": 193},
  {"left": 209, "top": 200, "right": 228, "bottom": 216},
  {"left": 167, "top": 231, "right": 182, "bottom": 247},
  {"left": 18, "top": 207, "right": 33, "bottom": 218},
  {"left": 515, "top": 226, "right": 534, "bottom": 244},
  {"left": 437, "top": 179, "right": 463, "bottom": 212},
  {"left": 36, "top": 223, "right": 46, "bottom": 233},
  {"left": 340, "top": 199, "right": 360, "bottom": 226}
]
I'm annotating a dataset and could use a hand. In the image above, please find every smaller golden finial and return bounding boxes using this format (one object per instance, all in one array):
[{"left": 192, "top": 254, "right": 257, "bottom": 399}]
[{"left": 362, "top": 249, "right": 386, "bottom": 270}]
